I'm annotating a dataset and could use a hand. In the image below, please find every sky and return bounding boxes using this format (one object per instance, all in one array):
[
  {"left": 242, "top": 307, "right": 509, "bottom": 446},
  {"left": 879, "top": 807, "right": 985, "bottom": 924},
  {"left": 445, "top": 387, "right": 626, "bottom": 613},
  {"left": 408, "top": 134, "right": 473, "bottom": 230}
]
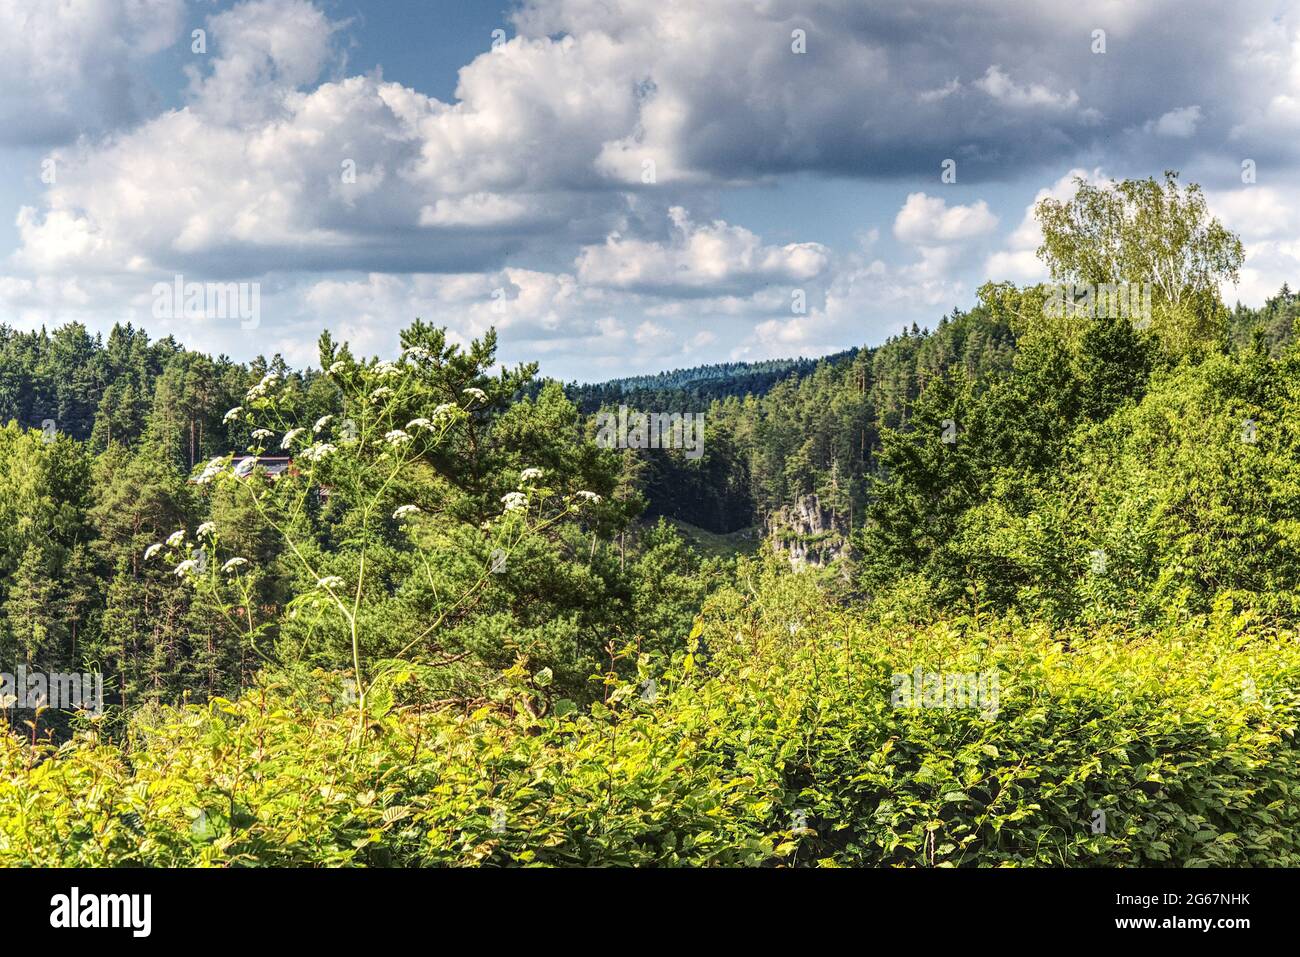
[{"left": 2, "top": 0, "right": 1299, "bottom": 381}]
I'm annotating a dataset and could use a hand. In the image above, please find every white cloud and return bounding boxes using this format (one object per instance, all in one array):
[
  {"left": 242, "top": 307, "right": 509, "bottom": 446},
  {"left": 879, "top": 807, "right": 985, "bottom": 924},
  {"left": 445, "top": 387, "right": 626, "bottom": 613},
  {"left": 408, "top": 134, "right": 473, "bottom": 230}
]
[
  {"left": 1209, "top": 185, "right": 1296, "bottom": 240},
  {"left": 974, "top": 66, "right": 1080, "bottom": 111},
  {"left": 1228, "top": 22, "right": 1300, "bottom": 141},
  {"left": 576, "top": 207, "right": 829, "bottom": 294},
  {"left": 12, "top": 0, "right": 1256, "bottom": 282},
  {"left": 0, "top": 0, "right": 184, "bottom": 144},
  {"left": 894, "top": 194, "right": 998, "bottom": 245},
  {"left": 1208, "top": 185, "right": 1300, "bottom": 304},
  {"left": 186, "top": 0, "right": 346, "bottom": 124},
  {"left": 918, "top": 78, "right": 961, "bottom": 103}
]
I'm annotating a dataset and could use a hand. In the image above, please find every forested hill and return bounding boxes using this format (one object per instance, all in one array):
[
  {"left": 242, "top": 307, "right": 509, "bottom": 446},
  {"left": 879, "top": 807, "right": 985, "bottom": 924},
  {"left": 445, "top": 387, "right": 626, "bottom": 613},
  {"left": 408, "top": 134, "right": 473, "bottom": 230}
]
[
  {"left": 0, "top": 321, "right": 316, "bottom": 461},
  {"left": 559, "top": 350, "right": 859, "bottom": 412},
  {"left": 1, "top": 281, "right": 1294, "bottom": 538},
  {"left": 616, "top": 284, "right": 1300, "bottom": 535},
  {"left": 605, "top": 307, "right": 1019, "bottom": 531}
]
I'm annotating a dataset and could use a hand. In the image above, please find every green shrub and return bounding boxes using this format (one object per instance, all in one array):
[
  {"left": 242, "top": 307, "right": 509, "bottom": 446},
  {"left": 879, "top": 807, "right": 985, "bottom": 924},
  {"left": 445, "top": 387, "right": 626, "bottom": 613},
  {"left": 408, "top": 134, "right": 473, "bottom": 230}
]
[{"left": 2, "top": 583, "right": 1296, "bottom": 867}]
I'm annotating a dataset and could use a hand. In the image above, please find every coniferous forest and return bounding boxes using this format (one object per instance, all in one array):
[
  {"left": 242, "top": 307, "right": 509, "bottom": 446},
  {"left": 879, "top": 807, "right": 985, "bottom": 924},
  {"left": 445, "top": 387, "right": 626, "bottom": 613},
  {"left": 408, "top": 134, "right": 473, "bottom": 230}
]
[{"left": 2, "top": 172, "right": 1300, "bottom": 879}]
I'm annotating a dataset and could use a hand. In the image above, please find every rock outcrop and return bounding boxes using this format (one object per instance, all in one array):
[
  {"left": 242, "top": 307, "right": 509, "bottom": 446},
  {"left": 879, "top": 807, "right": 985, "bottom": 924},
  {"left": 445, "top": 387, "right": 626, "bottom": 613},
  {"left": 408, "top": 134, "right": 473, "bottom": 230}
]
[{"left": 767, "top": 493, "right": 852, "bottom": 570}]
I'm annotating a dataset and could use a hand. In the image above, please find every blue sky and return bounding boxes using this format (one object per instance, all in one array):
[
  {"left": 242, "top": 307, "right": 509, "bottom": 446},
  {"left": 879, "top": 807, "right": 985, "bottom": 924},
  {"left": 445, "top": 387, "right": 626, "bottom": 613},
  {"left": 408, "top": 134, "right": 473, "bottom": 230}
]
[{"left": 1, "top": 0, "right": 1298, "bottom": 380}]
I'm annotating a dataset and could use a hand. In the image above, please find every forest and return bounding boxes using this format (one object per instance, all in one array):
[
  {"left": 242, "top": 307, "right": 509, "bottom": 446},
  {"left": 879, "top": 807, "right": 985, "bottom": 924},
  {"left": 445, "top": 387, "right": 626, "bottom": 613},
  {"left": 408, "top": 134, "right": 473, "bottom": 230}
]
[{"left": 1, "top": 172, "right": 1298, "bottom": 867}]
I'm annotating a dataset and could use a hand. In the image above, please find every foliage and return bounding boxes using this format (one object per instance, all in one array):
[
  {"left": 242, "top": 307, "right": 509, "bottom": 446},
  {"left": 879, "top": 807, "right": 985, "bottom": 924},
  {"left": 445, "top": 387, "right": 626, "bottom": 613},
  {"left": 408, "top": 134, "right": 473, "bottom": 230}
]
[
  {"left": 2, "top": 574, "right": 1296, "bottom": 868},
  {"left": 1035, "top": 171, "right": 1244, "bottom": 356}
]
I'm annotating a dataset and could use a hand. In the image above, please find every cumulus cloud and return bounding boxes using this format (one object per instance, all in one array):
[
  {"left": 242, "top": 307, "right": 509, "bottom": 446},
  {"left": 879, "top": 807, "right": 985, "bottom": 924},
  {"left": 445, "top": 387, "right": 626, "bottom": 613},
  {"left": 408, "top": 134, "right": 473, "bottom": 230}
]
[
  {"left": 1206, "top": 185, "right": 1300, "bottom": 304},
  {"left": 1149, "top": 105, "right": 1203, "bottom": 137},
  {"left": 12, "top": 0, "right": 1273, "bottom": 281},
  {"left": 0, "top": 0, "right": 184, "bottom": 144},
  {"left": 894, "top": 194, "right": 999, "bottom": 244},
  {"left": 186, "top": 0, "right": 347, "bottom": 124},
  {"left": 10, "top": 0, "right": 640, "bottom": 277},
  {"left": 1210, "top": 185, "right": 1297, "bottom": 240},
  {"left": 576, "top": 207, "right": 829, "bottom": 295},
  {"left": 974, "top": 66, "right": 1081, "bottom": 112},
  {"left": 739, "top": 252, "right": 971, "bottom": 362}
]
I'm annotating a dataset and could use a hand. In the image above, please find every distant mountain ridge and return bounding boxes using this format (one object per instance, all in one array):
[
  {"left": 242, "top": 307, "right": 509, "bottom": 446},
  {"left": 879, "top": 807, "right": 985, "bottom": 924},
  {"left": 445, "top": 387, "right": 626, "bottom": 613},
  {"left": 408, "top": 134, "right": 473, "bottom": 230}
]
[{"left": 560, "top": 348, "right": 860, "bottom": 413}]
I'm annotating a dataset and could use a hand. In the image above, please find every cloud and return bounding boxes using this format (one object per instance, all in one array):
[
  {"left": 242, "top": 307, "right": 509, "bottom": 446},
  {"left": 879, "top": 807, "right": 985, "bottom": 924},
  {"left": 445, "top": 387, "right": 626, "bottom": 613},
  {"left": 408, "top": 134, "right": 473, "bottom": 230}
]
[
  {"left": 738, "top": 252, "right": 972, "bottom": 362},
  {"left": 186, "top": 0, "right": 347, "bottom": 124},
  {"left": 13, "top": 0, "right": 1270, "bottom": 278},
  {"left": 575, "top": 206, "right": 830, "bottom": 295},
  {"left": 9, "top": 0, "right": 641, "bottom": 277},
  {"left": 974, "top": 66, "right": 1080, "bottom": 111},
  {"left": 1228, "top": 21, "right": 1300, "bottom": 147},
  {"left": 1206, "top": 185, "right": 1300, "bottom": 303},
  {"left": 0, "top": 0, "right": 184, "bottom": 144},
  {"left": 894, "top": 194, "right": 998, "bottom": 244},
  {"left": 1149, "top": 105, "right": 1203, "bottom": 137},
  {"left": 1209, "top": 185, "right": 1296, "bottom": 240},
  {"left": 4, "top": 0, "right": 1300, "bottom": 379}
]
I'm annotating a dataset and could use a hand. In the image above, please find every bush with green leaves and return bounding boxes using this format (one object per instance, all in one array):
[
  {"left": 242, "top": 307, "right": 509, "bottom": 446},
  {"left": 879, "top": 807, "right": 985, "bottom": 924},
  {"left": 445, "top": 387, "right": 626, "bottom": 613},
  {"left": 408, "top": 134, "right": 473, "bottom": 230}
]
[{"left": 3, "top": 566, "right": 1295, "bottom": 867}]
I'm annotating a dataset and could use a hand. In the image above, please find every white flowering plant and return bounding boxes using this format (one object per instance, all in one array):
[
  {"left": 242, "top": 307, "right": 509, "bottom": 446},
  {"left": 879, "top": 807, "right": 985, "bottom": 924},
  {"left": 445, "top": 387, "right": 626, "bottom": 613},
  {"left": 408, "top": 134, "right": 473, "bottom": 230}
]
[{"left": 180, "top": 327, "right": 603, "bottom": 734}]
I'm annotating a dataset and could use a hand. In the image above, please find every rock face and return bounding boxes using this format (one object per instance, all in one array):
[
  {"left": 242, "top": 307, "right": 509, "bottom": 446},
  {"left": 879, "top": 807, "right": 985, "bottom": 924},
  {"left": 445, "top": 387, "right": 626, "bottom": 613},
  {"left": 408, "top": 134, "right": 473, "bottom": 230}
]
[{"left": 767, "top": 493, "right": 852, "bottom": 570}]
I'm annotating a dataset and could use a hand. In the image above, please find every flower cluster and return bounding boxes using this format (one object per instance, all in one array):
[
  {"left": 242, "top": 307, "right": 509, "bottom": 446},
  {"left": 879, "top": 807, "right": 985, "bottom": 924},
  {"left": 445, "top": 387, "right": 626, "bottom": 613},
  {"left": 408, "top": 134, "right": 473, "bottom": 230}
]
[{"left": 143, "top": 523, "right": 250, "bottom": 580}]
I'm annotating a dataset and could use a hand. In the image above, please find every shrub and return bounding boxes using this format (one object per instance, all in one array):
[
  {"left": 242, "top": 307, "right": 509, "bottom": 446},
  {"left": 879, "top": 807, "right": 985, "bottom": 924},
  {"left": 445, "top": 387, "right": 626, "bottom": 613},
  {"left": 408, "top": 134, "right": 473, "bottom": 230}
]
[{"left": 2, "top": 584, "right": 1296, "bottom": 867}]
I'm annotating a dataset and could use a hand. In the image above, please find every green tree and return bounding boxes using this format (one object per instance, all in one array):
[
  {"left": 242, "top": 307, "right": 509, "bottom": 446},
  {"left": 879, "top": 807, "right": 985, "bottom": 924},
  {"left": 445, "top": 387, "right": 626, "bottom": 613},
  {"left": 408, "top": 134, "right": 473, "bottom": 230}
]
[{"left": 1035, "top": 171, "right": 1244, "bottom": 355}]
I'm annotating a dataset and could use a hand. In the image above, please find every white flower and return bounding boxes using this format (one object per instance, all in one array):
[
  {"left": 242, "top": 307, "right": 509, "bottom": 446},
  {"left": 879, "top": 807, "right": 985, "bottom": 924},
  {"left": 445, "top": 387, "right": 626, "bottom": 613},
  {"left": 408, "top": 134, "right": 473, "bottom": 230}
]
[
  {"left": 464, "top": 387, "right": 487, "bottom": 403},
  {"left": 197, "top": 522, "right": 216, "bottom": 538},
  {"left": 251, "top": 428, "right": 274, "bottom": 442},
  {"left": 575, "top": 491, "right": 603, "bottom": 503},
  {"left": 166, "top": 530, "right": 186, "bottom": 548},
  {"left": 431, "top": 403, "right": 457, "bottom": 420},
  {"left": 233, "top": 456, "right": 258, "bottom": 477},
  {"left": 281, "top": 428, "right": 306, "bottom": 449},
  {"left": 392, "top": 504, "right": 421, "bottom": 519},
  {"left": 222, "top": 407, "right": 242, "bottom": 424},
  {"left": 173, "top": 559, "right": 198, "bottom": 577},
  {"left": 384, "top": 429, "right": 411, "bottom": 445},
  {"left": 501, "top": 491, "right": 528, "bottom": 513},
  {"left": 406, "top": 417, "right": 432, "bottom": 431},
  {"left": 328, "top": 360, "right": 348, "bottom": 375},
  {"left": 300, "top": 443, "right": 337, "bottom": 462},
  {"left": 195, "top": 457, "right": 225, "bottom": 485},
  {"left": 403, "top": 346, "right": 431, "bottom": 362},
  {"left": 221, "top": 557, "right": 248, "bottom": 573},
  {"left": 313, "top": 415, "right": 333, "bottom": 434},
  {"left": 317, "top": 576, "right": 346, "bottom": 590},
  {"left": 245, "top": 372, "right": 279, "bottom": 402},
  {"left": 370, "top": 386, "right": 394, "bottom": 401},
  {"left": 375, "top": 361, "right": 401, "bottom": 378},
  {"left": 520, "top": 467, "right": 544, "bottom": 483},
  {"left": 144, "top": 543, "right": 163, "bottom": 560}
]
